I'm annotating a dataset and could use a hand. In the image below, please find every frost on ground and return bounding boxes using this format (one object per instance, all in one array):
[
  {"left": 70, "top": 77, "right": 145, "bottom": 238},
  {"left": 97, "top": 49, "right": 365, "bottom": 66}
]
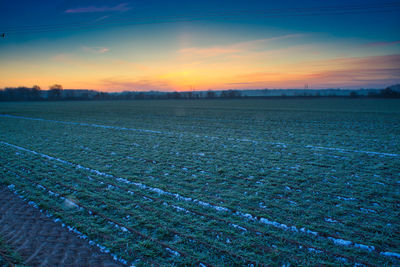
[
  {"left": 1, "top": 140, "right": 398, "bottom": 260},
  {"left": 0, "top": 99, "right": 399, "bottom": 266},
  {"left": 1, "top": 114, "right": 398, "bottom": 157}
]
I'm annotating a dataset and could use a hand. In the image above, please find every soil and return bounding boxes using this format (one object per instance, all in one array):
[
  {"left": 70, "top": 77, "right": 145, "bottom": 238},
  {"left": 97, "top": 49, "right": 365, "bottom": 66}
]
[{"left": 0, "top": 185, "right": 126, "bottom": 266}]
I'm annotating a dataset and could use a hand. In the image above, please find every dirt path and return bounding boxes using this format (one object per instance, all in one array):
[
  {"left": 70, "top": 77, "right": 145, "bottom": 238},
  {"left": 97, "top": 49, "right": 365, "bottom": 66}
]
[{"left": 0, "top": 185, "right": 125, "bottom": 266}]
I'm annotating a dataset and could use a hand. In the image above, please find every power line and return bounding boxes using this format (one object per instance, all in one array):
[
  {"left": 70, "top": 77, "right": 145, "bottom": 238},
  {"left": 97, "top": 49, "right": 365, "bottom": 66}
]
[{"left": 1, "top": 2, "right": 400, "bottom": 35}]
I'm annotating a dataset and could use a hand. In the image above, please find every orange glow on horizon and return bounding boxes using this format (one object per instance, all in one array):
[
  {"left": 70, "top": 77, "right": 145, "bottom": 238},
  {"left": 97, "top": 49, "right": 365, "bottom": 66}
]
[{"left": 1, "top": 33, "right": 399, "bottom": 91}]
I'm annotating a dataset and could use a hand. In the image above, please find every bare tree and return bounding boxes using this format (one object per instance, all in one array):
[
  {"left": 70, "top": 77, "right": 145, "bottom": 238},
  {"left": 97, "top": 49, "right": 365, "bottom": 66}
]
[
  {"left": 48, "top": 84, "right": 63, "bottom": 100},
  {"left": 32, "top": 85, "right": 41, "bottom": 100}
]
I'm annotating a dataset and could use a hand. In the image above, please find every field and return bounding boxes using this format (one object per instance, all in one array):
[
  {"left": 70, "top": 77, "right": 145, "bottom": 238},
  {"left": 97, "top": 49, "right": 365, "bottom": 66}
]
[{"left": 0, "top": 99, "right": 399, "bottom": 266}]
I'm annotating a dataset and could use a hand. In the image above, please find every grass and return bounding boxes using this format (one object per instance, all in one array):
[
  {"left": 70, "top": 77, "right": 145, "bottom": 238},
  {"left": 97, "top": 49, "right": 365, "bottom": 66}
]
[{"left": 0, "top": 99, "right": 399, "bottom": 266}]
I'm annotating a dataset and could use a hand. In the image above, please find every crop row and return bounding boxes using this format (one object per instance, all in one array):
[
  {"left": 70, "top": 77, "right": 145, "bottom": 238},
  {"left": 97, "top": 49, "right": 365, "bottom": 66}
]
[
  {"left": 1, "top": 98, "right": 398, "bottom": 152},
  {"left": 1, "top": 142, "right": 398, "bottom": 266},
  {"left": 0, "top": 117, "right": 398, "bottom": 253},
  {"left": 1, "top": 156, "right": 351, "bottom": 266}
]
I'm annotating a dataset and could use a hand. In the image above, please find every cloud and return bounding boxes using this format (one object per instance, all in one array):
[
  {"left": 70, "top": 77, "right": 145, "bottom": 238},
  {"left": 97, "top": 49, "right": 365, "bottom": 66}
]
[
  {"left": 178, "top": 34, "right": 305, "bottom": 58},
  {"left": 65, "top": 3, "right": 131, "bottom": 14},
  {"left": 179, "top": 47, "right": 240, "bottom": 57},
  {"left": 111, "top": 59, "right": 150, "bottom": 71},
  {"left": 51, "top": 53, "right": 87, "bottom": 65},
  {"left": 50, "top": 53, "right": 94, "bottom": 67},
  {"left": 94, "top": 15, "right": 112, "bottom": 22},
  {"left": 233, "top": 71, "right": 287, "bottom": 82},
  {"left": 307, "top": 67, "right": 400, "bottom": 82},
  {"left": 233, "top": 34, "right": 305, "bottom": 50},
  {"left": 82, "top": 46, "right": 110, "bottom": 53},
  {"left": 227, "top": 54, "right": 400, "bottom": 89},
  {"left": 307, "top": 54, "right": 400, "bottom": 70},
  {"left": 363, "top": 40, "right": 400, "bottom": 47},
  {"left": 225, "top": 82, "right": 253, "bottom": 85},
  {"left": 51, "top": 53, "right": 69, "bottom": 62},
  {"left": 101, "top": 77, "right": 172, "bottom": 91},
  {"left": 308, "top": 55, "right": 400, "bottom": 87}
]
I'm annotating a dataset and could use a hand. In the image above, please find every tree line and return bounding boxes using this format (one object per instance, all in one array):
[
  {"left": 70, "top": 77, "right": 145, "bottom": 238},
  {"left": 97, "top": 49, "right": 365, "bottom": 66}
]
[
  {"left": 0, "top": 85, "right": 243, "bottom": 101},
  {"left": 0, "top": 84, "right": 64, "bottom": 101},
  {"left": 1, "top": 84, "right": 399, "bottom": 101}
]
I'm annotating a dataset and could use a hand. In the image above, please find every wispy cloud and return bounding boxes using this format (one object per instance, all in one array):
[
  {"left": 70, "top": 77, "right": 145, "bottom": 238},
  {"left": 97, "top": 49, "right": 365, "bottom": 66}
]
[
  {"left": 65, "top": 3, "right": 131, "bottom": 14},
  {"left": 101, "top": 77, "right": 172, "bottom": 91},
  {"left": 51, "top": 53, "right": 69, "bottom": 62},
  {"left": 178, "top": 34, "right": 305, "bottom": 58},
  {"left": 111, "top": 59, "right": 150, "bottom": 71},
  {"left": 363, "top": 40, "right": 400, "bottom": 47},
  {"left": 94, "top": 15, "right": 112, "bottom": 22},
  {"left": 306, "top": 54, "right": 400, "bottom": 70},
  {"left": 82, "top": 46, "right": 110, "bottom": 53},
  {"left": 228, "top": 54, "right": 400, "bottom": 89},
  {"left": 225, "top": 82, "right": 253, "bottom": 85},
  {"left": 179, "top": 47, "right": 240, "bottom": 57},
  {"left": 303, "top": 67, "right": 400, "bottom": 88},
  {"left": 233, "top": 34, "right": 305, "bottom": 50},
  {"left": 50, "top": 53, "right": 91, "bottom": 69}
]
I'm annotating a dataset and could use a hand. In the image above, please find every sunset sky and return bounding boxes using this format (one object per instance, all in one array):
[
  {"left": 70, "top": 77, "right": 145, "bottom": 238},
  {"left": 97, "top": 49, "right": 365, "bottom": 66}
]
[{"left": 1, "top": 0, "right": 400, "bottom": 91}]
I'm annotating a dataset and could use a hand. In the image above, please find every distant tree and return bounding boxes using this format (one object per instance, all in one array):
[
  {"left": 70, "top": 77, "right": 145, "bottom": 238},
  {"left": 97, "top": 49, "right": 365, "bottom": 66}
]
[
  {"left": 4, "top": 87, "right": 17, "bottom": 100},
  {"left": 49, "top": 84, "right": 63, "bottom": 90},
  {"left": 350, "top": 91, "right": 358, "bottom": 98},
  {"left": 135, "top": 92, "right": 145, "bottom": 100},
  {"left": 233, "top": 90, "right": 242, "bottom": 98},
  {"left": 221, "top": 90, "right": 242, "bottom": 98},
  {"left": 167, "top": 91, "right": 181, "bottom": 99},
  {"left": 32, "top": 85, "right": 42, "bottom": 100},
  {"left": 6, "top": 87, "right": 31, "bottom": 100},
  {"left": 94, "top": 92, "right": 109, "bottom": 100},
  {"left": 81, "top": 92, "right": 90, "bottom": 100},
  {"left": 379, "top": 87, "right": 400, "bottom": 98},
  {"left": 48, "top": 84, "right": 63, "bottom": 100},
  {"left": 386, "top": 84, "right": 400, "bottom": 91},
  {"left": 206, "top": 90, "right": 216, "bottom": 99}
]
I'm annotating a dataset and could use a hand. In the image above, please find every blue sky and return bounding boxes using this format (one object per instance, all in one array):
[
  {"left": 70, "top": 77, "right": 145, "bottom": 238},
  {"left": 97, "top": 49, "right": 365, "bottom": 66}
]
[{"left": 1, "top": 0, "right": 399, "bottom": 91}]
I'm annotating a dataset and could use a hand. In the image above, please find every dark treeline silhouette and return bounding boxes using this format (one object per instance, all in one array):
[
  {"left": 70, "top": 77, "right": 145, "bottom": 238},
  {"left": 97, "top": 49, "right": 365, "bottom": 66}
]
[
  {"left": 366, "top": 86, "right": 400, "bottom": 98},
  {"left": 0, "top": 86, "right": 243, "bottom": 101},
  {"left": 0, "top": 86, "right": 42, "bottom": 101},
  {"left": 1, "top": 84, "right": 399, "bottom": 101}
]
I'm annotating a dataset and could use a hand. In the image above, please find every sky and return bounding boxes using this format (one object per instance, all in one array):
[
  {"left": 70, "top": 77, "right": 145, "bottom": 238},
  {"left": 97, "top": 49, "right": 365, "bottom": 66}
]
[{"left": 0, "top": 0, "right": 400, "bottom": 91}]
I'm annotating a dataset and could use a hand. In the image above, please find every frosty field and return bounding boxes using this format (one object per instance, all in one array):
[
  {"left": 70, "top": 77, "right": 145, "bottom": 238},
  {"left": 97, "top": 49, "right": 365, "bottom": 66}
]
[{"left": 0, "top": 99, "right": 399, "bottom": 266}]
